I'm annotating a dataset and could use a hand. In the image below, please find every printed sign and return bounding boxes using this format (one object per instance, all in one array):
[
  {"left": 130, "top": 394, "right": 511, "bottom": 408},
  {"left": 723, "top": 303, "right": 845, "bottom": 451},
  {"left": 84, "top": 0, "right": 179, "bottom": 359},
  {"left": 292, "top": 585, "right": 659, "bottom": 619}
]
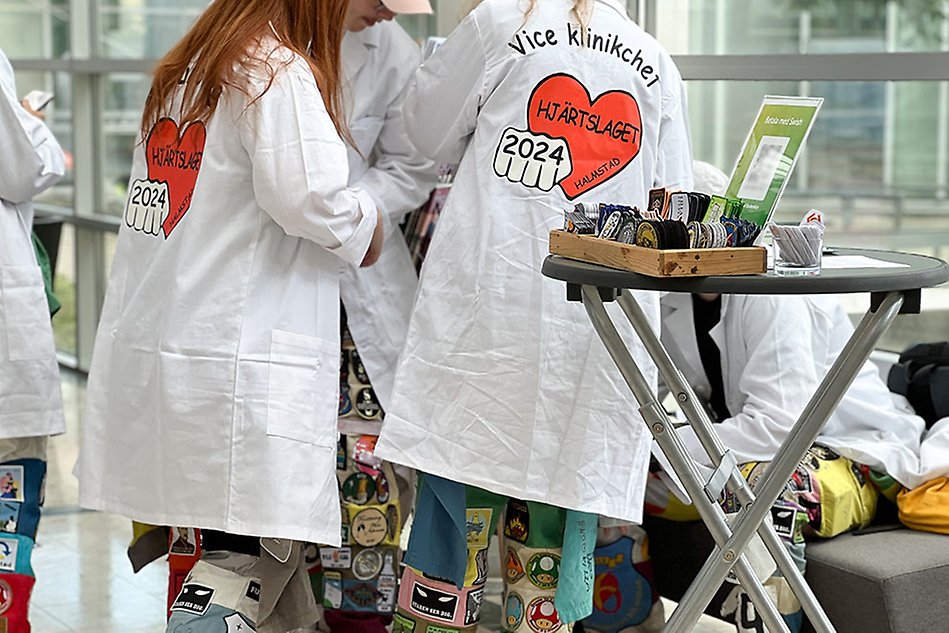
[{"left": 724, "top": 96, "right": 823, "bottom": 228}]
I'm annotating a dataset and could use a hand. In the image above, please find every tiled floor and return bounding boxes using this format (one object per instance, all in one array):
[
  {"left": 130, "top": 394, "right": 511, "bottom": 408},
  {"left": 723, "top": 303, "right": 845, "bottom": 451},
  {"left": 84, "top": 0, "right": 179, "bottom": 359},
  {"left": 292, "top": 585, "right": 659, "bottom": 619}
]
[{"left": 31, "top": 372, "right": 732, "bottom": 632}]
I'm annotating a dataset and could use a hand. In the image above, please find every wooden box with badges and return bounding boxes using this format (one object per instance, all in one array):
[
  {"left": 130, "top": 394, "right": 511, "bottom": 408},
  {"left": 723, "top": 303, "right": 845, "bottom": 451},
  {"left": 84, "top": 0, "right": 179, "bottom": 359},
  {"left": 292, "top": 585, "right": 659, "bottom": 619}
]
[{"left": 549, "top": 230, "right": 767, "bottom": 278}]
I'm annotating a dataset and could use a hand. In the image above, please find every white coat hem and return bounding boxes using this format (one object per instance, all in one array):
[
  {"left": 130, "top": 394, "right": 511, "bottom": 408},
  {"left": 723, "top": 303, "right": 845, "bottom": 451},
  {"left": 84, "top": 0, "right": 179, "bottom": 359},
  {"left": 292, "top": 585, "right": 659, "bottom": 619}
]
[
  {"left": 375, "top": 419, "right": 645, "bottom": 525},
  {"left": 78, "top": 495, "right": 343, "bottom": 547}
]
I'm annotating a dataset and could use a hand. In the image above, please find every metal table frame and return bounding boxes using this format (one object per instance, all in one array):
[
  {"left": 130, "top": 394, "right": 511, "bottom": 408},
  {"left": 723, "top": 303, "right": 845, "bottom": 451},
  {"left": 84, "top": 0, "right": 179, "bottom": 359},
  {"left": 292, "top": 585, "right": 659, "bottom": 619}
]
[{"left": 542, "top": 248, "right": 949, "bottom": 633}]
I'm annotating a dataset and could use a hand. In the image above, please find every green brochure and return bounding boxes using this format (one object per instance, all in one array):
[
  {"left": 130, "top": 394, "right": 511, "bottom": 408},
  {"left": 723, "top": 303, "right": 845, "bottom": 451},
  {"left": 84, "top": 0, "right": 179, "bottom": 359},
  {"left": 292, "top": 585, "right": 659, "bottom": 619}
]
[{"left": 724, "top": 96, "right": 823, "bottom": 228}]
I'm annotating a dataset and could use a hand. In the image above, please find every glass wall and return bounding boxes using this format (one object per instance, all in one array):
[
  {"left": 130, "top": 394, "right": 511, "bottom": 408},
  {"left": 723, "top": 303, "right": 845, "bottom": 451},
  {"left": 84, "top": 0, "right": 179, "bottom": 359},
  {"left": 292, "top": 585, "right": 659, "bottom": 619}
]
[{"left": 2, "top": 0, "right": 947, "bottom": 369}]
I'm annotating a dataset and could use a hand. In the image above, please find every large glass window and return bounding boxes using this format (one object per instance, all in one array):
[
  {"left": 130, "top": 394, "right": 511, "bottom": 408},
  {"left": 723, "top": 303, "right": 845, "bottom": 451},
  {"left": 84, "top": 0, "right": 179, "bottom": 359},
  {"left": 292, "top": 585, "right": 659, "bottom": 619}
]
[
  {"left": 101, "top": 73, "right": 151, "bottom": 215},
  {"left": 51, "top": 224, "right": 77, "bottom": 356},
  {"left": 2, "top": 0, "right": 947, "bottom": 367},
  {"left": 12, "top": 71, "right": 75, "bottom": 209},
  {"left": 98, "top": 0, "right": 205, "bottom": 58},
  {"left": 655, "top": 0, "right": 949, "bottom": 55},
  {"left": 688, "top": 79, "right": 949, "bottom": 252},
  {"left": 0, "top": 0, "right": 70, "bottom": 57}
]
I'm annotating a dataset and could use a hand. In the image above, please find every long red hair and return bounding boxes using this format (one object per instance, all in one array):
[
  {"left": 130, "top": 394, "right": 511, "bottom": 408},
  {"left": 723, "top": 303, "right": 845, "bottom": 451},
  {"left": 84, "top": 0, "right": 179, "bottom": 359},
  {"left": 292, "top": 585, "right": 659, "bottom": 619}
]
[{"left": 140, "top": 0, "right": 351, "bottom": 142}]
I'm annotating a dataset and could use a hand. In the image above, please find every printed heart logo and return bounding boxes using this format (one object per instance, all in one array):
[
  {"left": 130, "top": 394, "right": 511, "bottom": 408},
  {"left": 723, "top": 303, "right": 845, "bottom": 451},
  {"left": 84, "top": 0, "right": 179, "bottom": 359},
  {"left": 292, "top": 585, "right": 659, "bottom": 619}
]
[
  {"left": 145, "top": 118, "right": 207, "bottom": 238},
  {"left": 528, "top": 74, "right": 642, "bottom": 199}
]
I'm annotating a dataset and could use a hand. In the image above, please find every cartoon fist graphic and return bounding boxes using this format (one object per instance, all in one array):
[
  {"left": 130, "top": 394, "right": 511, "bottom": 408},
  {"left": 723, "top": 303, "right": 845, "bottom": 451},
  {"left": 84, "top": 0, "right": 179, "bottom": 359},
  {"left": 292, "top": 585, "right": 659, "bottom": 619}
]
[
  {"left": 124, "top": 178, "right": 170, "bottom": 237},
  {"left": 493, "top": 127, "right": 572, "bottom": 193}
]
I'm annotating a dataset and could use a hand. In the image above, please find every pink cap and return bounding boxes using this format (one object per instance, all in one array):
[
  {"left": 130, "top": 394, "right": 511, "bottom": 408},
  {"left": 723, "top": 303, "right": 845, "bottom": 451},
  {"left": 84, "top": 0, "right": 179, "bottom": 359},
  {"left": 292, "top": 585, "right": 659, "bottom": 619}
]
[{"left": 382, "top": 0, "right": 433, "bottom": 14}]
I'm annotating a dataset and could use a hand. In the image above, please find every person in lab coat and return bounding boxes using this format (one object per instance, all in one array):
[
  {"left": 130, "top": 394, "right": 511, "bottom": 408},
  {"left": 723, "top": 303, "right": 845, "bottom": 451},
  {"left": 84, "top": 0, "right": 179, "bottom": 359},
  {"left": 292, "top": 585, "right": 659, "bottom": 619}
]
[
  {"left": 309, "top": 0, "right": 437, "bottom": 631},
  {"left": 373, "top": 0, "right": 693, "bottom": 630},
  {"left": 642, "top": 292, "right": 927, "bottom": 633},
  {"left": 0, "top": 47, "right": 66, "bottom": 630},
  {"left": 77, "top": 0, "right": 385, "bottom": 630}
]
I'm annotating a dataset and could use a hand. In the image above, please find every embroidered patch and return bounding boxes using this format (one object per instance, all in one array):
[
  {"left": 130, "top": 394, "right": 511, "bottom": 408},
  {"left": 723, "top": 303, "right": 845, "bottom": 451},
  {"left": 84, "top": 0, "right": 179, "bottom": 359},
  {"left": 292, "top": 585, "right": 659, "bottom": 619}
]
[
  {"left": 0, "top": 539, "right": 18, "bottom": 573},
  {"left": 506, "top": 547, "right": 526, "bottom": 584},
  {"left": 527, "top": 552, "right": 561, "bottom": 590},
  {"left": 351, "top": 508, "right": 388, "bottom": 548},
  {"left": 352, "top": 548, "right": 384, "bottom": 580},
  {"left": 527, "top": 597, "right": 561, "bottom": 632},
  {"left": 505, "top": 591, "right": 525, "bottom": 630},
  {"left": 409, "top": 581, "right": 459, "bottom": 623},
  {"left": 0, "top": 467, "right": 24, "bottom": 502},
  {"left": 171, "top": 583, "right": 215, "bottom": 615},
  {"left": 342, "top": 472, "right": 376, "bottom": 506},
  {"left": 504, "top": 499, "right": 530, "bottom": 543},
  {"left": 466, "top": 509, "right": 492, "bottom": 549}
]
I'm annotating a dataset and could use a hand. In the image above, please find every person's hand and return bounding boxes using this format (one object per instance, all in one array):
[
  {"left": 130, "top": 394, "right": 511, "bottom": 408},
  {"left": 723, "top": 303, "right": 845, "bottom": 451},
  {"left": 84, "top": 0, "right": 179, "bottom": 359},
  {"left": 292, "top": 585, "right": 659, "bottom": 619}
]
[
  {"left": 20, "top": 99, "right": 45, "bottom": 121},
  {"left": 360, "top": 208, "right": 384, "bottom": 267}
]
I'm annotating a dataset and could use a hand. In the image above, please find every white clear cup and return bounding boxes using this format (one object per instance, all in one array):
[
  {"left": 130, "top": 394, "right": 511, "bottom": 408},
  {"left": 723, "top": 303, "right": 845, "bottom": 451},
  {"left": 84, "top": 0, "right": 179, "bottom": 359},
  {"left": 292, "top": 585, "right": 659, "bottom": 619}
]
[{"left": 771, "top": 225, "right": 822, "bottom": 276}]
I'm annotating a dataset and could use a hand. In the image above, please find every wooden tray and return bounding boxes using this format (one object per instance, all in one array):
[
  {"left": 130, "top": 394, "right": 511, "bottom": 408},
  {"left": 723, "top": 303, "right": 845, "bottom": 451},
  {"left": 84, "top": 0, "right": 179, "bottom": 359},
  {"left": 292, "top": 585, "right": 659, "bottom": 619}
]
[{"left": 549, "top": 230, "right": 767, "bottom": 278}]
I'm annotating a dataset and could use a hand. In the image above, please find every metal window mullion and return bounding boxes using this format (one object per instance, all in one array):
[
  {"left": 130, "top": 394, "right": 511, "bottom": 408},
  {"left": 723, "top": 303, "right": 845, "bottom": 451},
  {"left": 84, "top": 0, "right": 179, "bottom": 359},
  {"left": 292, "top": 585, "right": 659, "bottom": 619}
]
[
  {"left": 71, "top": 72, "right": 104, "bottom": 371},
  {"left": 673, "top": 52, "right": 949, "bottom": 81},
  {"left": 883, "top": 2, "right": 898, "bottom": 189},
  {"left": 712, "top": 0, "right": 727, "bottom": 171},
  {"left": 641, "top": 0, "right": 657, "bottom": 36},
  {"left": 70, "top": 0, "right": 104, "bottom": 371},
  {"left": 937, "top": 0, "right": 949, "bottom": 197}
]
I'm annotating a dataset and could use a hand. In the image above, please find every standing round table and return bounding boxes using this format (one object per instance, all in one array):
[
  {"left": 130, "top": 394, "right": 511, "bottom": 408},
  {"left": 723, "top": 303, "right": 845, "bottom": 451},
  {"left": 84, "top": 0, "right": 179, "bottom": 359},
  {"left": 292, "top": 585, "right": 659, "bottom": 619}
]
[{"left": 542, "top": 247, "right": 949, "bottom": 633}]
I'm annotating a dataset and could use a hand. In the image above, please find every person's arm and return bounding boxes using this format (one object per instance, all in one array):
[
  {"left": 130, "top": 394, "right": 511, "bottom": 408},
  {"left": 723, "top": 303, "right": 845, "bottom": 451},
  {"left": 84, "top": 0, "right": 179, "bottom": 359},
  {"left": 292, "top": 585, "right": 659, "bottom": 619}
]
[
  {"left": 403, "top": 9, "right": 487, "bottom": 164},
  {"left": 352, "top": 44, "right": 437, "bottom": 225},
  {"left": 239, "top": 57, "right": 379, "bottom": 266},
  {"left": 678, "top": 297, "right": 822, "bottom": 465},
  {"left": 0, "top": 51, "right": 64, "bottom": 204},
  {"left": 653, "top": 61, "right": 694, "bottom": 191}
]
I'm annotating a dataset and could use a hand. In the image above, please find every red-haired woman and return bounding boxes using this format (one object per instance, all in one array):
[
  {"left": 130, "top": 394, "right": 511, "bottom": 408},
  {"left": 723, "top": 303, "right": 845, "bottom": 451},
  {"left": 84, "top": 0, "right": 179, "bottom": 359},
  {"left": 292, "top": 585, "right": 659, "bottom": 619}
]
[{"left": 78, "top": 1, "right": 384, "bottom": 630}]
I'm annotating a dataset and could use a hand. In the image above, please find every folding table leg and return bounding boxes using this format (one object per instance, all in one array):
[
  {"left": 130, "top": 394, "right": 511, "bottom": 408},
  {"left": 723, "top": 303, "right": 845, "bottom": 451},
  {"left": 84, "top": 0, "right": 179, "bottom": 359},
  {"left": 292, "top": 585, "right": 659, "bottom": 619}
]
[
  {"left": 665, "top": 291, "right": 905, "bottom": 633},
  {"left": 615, "top": 289, "right": 835, "bottom": 633},
  {"left": 580, "top": 286, "right": 792, "bottom": 633}
]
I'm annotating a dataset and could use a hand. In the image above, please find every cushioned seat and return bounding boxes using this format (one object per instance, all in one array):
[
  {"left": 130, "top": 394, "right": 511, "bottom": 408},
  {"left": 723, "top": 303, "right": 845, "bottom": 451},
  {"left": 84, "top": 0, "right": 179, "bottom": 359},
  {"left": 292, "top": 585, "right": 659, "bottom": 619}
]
[
  {"left": 642, "top": 515, "right": 949, "bottom": 633},
  {"left": 803, "top": 528, "right": 949, "bottom": 633}
]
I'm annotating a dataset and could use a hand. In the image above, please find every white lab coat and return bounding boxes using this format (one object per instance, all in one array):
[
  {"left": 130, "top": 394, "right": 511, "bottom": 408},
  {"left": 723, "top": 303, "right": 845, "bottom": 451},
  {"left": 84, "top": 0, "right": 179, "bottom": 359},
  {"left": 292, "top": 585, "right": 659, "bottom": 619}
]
[
  {"left": 376, "top": 0, "right": 693, "bottom": 523},
  {"left": 916, "top": 418, "right": 949, "bottom": 482},
  {"left": 79, "top": 41, "right": 378, "bottom": 545},
  {"left": 0, "top": 49, "right": 66, "bottom": 440},
  {"left": 339, "top": 23, "right": 437, "bottom": 411},
  {"left": 659, "top": 293, "right": 925, "bottom": 488}
]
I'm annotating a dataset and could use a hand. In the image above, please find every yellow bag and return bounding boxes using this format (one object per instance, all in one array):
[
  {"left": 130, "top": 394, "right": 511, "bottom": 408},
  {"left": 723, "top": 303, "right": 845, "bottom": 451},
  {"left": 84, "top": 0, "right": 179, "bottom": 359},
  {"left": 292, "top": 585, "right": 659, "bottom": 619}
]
[{"left": 898, "top": 477, "right": 949, "bottom": 535}]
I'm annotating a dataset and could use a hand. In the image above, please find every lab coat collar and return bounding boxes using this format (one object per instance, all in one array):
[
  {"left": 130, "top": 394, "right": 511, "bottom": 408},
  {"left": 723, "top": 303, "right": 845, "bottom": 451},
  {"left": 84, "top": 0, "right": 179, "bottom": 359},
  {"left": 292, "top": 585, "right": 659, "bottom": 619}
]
[{"left": 342, "top": 29, "right": 375, "bottom": 85}]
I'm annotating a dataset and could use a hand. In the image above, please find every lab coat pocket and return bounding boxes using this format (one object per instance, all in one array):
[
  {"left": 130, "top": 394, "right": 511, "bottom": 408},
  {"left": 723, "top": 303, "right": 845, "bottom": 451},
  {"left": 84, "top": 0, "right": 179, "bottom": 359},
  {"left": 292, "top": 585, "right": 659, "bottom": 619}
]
[
  {"left": 266, "top": 329, "right": 338, "bottom": 447},
  {"left": 350, "top": 116, "right": 385, "bottom": 160},
  {"left": 1, "top": 266, "right": 55, "bottom": 362}
]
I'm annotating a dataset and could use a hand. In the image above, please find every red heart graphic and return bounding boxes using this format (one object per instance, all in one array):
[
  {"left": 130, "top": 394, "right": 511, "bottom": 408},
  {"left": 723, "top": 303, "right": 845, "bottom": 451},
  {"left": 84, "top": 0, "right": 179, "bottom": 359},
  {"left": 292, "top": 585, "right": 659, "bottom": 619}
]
[
  {"left": 528, "top": 74, "right": 642, "bottom": 200},
  {"left": 145, "top": 118, "right": 207, "bottom": 238}
]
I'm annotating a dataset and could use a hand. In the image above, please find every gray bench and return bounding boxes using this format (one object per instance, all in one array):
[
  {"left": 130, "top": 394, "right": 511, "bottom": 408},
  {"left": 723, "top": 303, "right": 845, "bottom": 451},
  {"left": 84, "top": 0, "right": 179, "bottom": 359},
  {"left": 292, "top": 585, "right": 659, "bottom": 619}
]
[{"left": 642, "top": 513, "right": 949, "bottom": 633}]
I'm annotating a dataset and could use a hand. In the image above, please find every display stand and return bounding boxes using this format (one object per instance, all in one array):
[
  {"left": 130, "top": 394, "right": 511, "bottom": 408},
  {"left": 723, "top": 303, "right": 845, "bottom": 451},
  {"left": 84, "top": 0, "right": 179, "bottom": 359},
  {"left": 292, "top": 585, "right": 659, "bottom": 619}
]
[
  {"left": 542, "top": 248, "right": 949, "bottom": 633},
  {"left": 549, "top": 230, "right": 766, "bottom": 277}
]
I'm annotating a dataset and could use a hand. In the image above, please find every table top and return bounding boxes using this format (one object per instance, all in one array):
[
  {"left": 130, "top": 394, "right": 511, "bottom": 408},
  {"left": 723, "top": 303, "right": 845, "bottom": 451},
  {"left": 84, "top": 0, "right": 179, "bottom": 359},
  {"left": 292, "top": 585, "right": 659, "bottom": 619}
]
[{"left": 542, "top": 247, "right": 949, "bottom": 294}]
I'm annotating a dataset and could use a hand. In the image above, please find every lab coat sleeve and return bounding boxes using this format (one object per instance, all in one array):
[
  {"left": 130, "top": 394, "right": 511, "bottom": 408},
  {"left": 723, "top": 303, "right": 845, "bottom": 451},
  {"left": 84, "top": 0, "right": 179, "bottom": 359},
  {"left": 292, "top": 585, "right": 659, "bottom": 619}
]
[
  {"left": 239, "top": 58, "right": 377, "bottom": 267},
  {"left": 403, "top": 10, "right": 486, "bottom": 164},
  {"left": 0, "top": 50, "right": 65, "bottom": 205},
  {"left": 653, "top": 64, "right": 693, "bottom": 191},
  {"left": 351, "top": 50, "right": 438, "bottom": 224},
  {"left": 679, "top": 298, "right": 821, "bottom": 466}
]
